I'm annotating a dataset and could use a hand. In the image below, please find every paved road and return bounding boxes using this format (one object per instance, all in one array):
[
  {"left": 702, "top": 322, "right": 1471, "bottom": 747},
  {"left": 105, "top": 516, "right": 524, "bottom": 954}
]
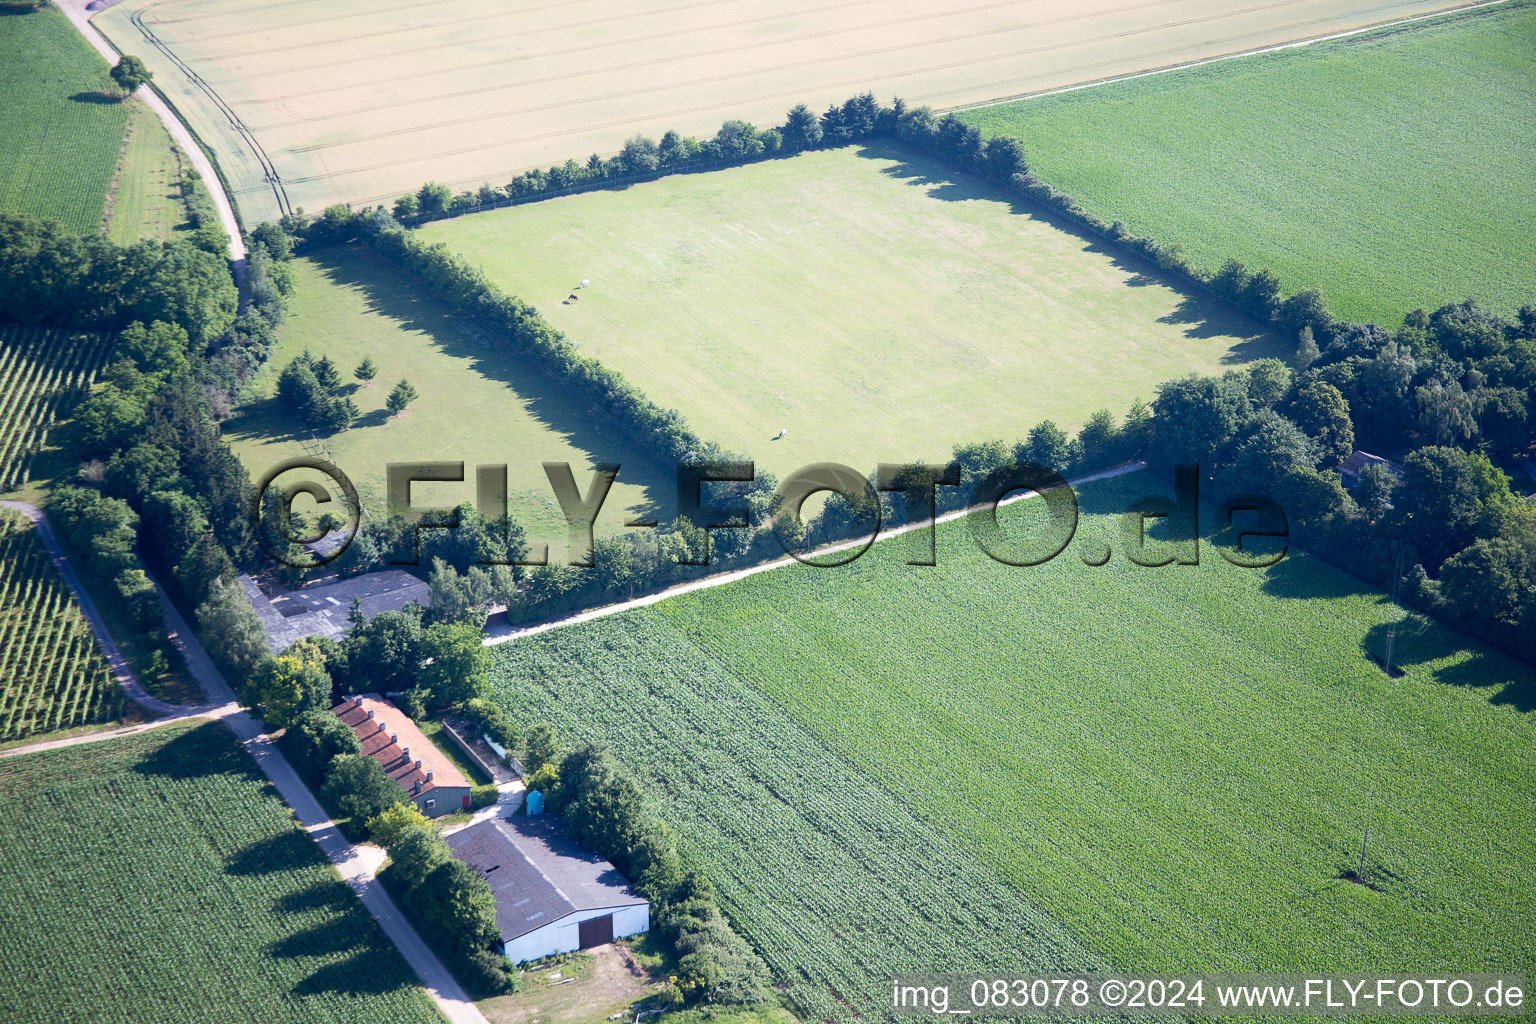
[
  {"left": 484, "top": 460, "right": 1148, "bottom": 646},
  {"left": 54, "top": 0, "right": 248, "bottom": 275},
  {"left": 0, "top": 502, "right": 487, "bottom": 1024}
]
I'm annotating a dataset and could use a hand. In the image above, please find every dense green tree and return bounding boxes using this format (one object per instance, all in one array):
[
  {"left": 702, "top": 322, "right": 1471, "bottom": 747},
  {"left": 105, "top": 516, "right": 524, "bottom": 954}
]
[
  {"left": 416, "top": 182, "right": 452, "bottom": 214},
  {"left": 417, "top": 859, "right": 500, "bottom": 954},
  {"left": 389, "top": 825, "right": 451, "bottom": 889},
  {"left": 1152, "top": 373, "right": 1252, "bottom": 466},
  {"left": 1017, "top": 420, "right": 1076, "bottom": 472},
  {"left": 420, "top": 619, "right": 489, "bottom": 708},
  {"left": 242, "top": 640, "right": 333, "bottom": 728},
  {"left": 1296, "top": 325, "right": 1320, "bottom": 371},
  {"left": 1229, "top": 411, "right": 1319, "bottom": 488},
  {"left": 110, "top": 55, "right": 152, "bottom": 97},
  {"left": 1415, "top": 375, "right": 1478, "bottom": 445},
  {"left": 281, "top": 708, "right": 361, "bottom": 785},
  {"left": 195, "top": 576, "right": 269, "bottom": 685},
  {"left": 1354, "top": 461, "right": 1397, "bottom": 520},
  {"left": 322, "top": 753, "right": 405, "bottom": 821},
  {"left": 522, "top": 722, "right": 560, "bottom": 775},
  {"left": 387, "top": 379, "right": 418, "bottom": 414},
  {"left": 619, "top": 134, "right": 660, "bottom": 173},
  {"left": 342, "top": 608, "right": 424, "bottom": 694},
  {"left": 780, "top": 103, "right": 823, "bottom": 151},
  {"left": 1245, "top": 359, "right": 1292, "bottom": 409},
  {"left": 1288, "top": 380, "right": 1354, "bottom": 466},
  {"left": 1074, "top": 409, "right": 1120, "bottom": 469},
  {"left": 354, "top": 355, "right": 378, "bottom": 384}
]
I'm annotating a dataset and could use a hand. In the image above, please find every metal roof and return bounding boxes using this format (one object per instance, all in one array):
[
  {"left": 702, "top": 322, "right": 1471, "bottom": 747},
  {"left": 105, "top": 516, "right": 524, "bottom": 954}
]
[{"left": 446, "top": 817, "right": 646, "bottom": 941}]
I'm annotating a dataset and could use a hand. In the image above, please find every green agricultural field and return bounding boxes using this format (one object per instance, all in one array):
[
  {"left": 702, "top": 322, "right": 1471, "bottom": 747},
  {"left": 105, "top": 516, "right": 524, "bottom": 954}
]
[
  {"left": 0, "top": 6, "right": 131, "bottom": 233},
  {"left": 420, "top": 143, "right": 1283, "bottom": 481},
  {"left": 490, "top": 473, "right": 1536, "bottom": 1021},
  {"left": 959, "top": 3, "right": 1536, "bottom": 325},
  {"left": 0, "top": 720, "right": 443, "bottom": 1024},
  {"left": 106, "top": 100, "right": 192, "bottom": 244},
  {"left": 224, "top": 245, "right": 674, "bottom": 558},
  {"left": 0, "top": 325, "right": 115, "bottom": 496},
  {"left": 0, "top": 510, "right": 122, "bottom": 743}
]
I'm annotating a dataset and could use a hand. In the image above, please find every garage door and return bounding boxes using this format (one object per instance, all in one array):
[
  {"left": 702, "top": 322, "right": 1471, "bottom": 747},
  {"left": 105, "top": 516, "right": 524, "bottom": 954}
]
[{"left": 577, "top": 914, "right": 613, "bottom": 949}]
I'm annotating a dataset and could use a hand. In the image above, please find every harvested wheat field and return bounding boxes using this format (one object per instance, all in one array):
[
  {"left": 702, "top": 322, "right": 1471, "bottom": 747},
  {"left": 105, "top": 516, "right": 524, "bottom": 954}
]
[{"left": 94, "top": 0, "right": 1463, "bottom": 222}]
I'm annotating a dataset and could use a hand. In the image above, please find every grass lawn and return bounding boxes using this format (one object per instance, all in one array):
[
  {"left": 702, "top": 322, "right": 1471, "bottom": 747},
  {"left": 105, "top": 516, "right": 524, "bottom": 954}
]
[
  {"left": 0, "top": 720, "right": 442, "bottom": 1024},
  {"left": 0, "top": 6, "right": 130, "bottom": 233},
  {"left": 418, "top": 717, "right": 491, "bottom": 786},
  {"left": 959, "top": 2, "right": 1536, "bottom": 325},
  {"left": 223, "top": 244, "right": 675, "bottom": 560},
  {"left": 105, "top": 99, "right": 191, "bottom": 244},
  {"left": 421, "top": 142, "right": 1284, "bottom": 481},
  {"left": 489, "top": 473, "right": 1536, "bottom": 1021}
]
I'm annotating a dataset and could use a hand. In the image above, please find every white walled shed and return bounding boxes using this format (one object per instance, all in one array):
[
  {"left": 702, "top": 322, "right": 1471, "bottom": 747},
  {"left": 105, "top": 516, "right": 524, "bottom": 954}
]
[{"left": 446, "top": 817, "right": 649, "bottom": 963}]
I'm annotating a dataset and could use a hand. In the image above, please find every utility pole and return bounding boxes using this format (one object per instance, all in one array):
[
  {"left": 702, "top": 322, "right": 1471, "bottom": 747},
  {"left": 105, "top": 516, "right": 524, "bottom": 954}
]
[{"left": 1382, "top": 542, "right": 1405, "bottom": 677}]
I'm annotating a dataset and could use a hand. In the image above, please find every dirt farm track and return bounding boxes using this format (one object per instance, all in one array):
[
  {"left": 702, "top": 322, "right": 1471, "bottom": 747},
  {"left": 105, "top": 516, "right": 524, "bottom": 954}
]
[{"left": 93, "top": 0, "right": 1464, "bottom": 224}]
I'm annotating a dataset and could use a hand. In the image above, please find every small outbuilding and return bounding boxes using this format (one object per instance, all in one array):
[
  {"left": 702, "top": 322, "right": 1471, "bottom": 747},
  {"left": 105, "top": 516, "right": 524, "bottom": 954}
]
[
  {"left": 332, "top": 695, "right": 472, "bottom": 817},
  {"left": 1337, "top": 450, "right": 1404, "bottom": 488},
  {"left": 446, "top": 816, "right": 649, "bottom": 963}
]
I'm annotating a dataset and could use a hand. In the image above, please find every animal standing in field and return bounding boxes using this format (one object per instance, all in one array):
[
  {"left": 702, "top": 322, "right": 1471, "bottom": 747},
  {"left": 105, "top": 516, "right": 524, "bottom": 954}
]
[
  {"left": 773, "top": 428, "right": 787, "bottom": 440},
  {"left": 567, "top": 294, "right": 579, "bottom": 303}
]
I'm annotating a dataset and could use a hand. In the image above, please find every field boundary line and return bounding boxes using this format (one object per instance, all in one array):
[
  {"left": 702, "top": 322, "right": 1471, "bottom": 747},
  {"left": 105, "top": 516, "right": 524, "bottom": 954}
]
[
  {"left": 950, "top": 0, "right": 1515, "bottom": 111},
  {"left": 483, "top": 461, "right": 1147, "bottom": 646}
]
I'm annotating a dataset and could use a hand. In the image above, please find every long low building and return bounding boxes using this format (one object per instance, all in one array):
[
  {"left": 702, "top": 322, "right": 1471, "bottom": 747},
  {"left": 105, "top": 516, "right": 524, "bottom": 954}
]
[
  {"left": 332, "top": 695, "right": 472, "bottom": 817},
  {"left": 447, "top": 816, "right": 649, "bottom": 963}
]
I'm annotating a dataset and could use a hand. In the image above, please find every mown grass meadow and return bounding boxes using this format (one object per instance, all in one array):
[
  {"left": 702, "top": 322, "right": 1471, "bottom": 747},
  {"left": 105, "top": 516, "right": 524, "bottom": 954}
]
[
  {"left": 960, "top": 3, "right": 1536, "bottom": 325},
  {"left": 0, "top": 721, "right": 443, "bottom": 1024},
  {"left": 491, "top": 474, "right": 1536, "bottom": 1020}
]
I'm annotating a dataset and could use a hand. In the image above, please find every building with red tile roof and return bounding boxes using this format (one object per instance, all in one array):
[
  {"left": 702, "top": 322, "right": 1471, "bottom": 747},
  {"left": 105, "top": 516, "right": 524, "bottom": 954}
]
[{"left": 332, "top": 694, "right": 472, "bottom": 817}]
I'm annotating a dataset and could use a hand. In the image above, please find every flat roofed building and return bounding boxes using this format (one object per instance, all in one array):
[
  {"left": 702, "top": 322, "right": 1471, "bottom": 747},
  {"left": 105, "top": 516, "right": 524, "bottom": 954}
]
[
  {"left": 332, "top": 694, "right": 472, "bottom": 817},
  {"left": 446, "top": 816, "right": 649, "bottom": 962}
]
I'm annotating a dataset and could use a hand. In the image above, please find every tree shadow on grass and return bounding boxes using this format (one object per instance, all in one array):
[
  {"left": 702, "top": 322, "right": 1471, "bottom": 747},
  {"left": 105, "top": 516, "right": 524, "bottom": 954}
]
[
  {"left": 1257, "top": 552, "right": 1381, "bottom": 602},
  {"left": 1360, "top": 617, "right": 1536, "bottom": 713},
  {"left": 268, "top": 916, "right": 365, "bottom": 959},
  {"left": 225, "top": 828, "right": 327, "bottom": 876},
  {"left": 275, "top": 880, "right": 354, "bottom": 915},
  {"left": 291, "top": 946, "right": 419, "bottom": 997},
  {"left": 851, "top": 139, "right": 1284, "bottom": 354},
  {"left": 277, "top": 243, "right": 674, "bottom": 521},
  {"left": 68, "top": 91, "right": 120, "bottom": 105},
  {"left": 132, "top": 721, "right": 251, "bottom": 781}
]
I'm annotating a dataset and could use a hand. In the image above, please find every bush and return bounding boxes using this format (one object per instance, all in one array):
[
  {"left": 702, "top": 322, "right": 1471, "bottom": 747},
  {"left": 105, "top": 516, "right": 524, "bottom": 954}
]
[
  {"left": 471, "top": 784, "right": 499, "bottom": 809},
  {"left": 322, "top": 753, "right": 406, "bottom": 822}
]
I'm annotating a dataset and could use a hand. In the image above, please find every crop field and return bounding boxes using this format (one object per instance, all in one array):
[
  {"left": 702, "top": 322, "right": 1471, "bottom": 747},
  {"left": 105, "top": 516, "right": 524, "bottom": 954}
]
[
  {"left": 0, "top": 6, "right": 131, "bottom": 233},
  {"left": 0, "top": 326, "right": 115, "bottom": 496},
  {"left": 490, "top": 473, "right": 1536, "bottom": 1021},
  {"left": 224, "top": 244, "right": 674, "bottom": 557},
  {"left": 91, "top": 0, "right": 1461, "bottom": 223},
  {"left": 0, "top": 511, "right": 122, "bottom": 743},
  {"left": 106, "top": 99, "right": 193, "bottom": 244},
  {"left": 0, "top": 721, "right": 443, "bottom": 1024},
  {"left": 959, "top": 2, "right": 1536, "bottom": 325},
  {"left": 423, "top": 143, "right": 1284, "bottom": 480}
]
